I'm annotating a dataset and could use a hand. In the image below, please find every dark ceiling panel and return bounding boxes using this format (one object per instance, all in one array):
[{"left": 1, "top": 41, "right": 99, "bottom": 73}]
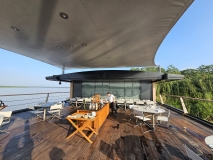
[{"left": 46, "top": 70, "right": 184, "bottom": 82}]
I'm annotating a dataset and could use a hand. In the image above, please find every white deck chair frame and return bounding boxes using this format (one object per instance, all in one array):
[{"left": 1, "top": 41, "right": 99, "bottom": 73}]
[
  {"left": 156, "top": 110, "right": 171, "bottom": 133},
  {"left": 133, "top": 109, "right": 152, "bottom": 133},
  {"left": 28, "top": 106, "right": 44, "bottom": 123},
  {"left": 0, "top": 115, "right": 10, "bottom": 140},
  {"left": 0, "top": 111, "right": 12, "bottom": 125},
  {"left": 183, "top": 144, "right": 203, "bottom": 160},
  {"left": 47, "top": 104, "right": 63, "bottom": 123}
]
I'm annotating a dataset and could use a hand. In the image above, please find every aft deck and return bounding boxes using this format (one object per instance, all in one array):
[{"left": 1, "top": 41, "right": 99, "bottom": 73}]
[{"left": 0, "top": 106, "right": 212, "bottom": 160}]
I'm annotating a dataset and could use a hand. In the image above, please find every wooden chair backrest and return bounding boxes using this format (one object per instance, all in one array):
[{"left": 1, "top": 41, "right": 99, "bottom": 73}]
[{"left": 92, "top": 94, "right": 100, "bottom": 103}]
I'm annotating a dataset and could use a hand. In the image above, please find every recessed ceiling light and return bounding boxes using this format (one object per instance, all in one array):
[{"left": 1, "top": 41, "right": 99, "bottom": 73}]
[
  {"left": 11, "top": 26, "right": 20, "bottom": 31},
  {"left": 57, "top": 46, "right": 61, "bottom": 49},
  {"left": 59, "top": 12, "right": 69, "bottom": 19},
  {"left": 82, "top": 43, "right": 87, "bottom": 46},
  {"left": 69, "top": 45, "right": 74, "bottom": 47}
]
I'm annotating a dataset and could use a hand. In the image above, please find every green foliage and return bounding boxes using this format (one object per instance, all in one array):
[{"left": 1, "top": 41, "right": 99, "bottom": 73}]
[
  {"left": 130, "top": 66, "right": 166, "bottom": 73},
  {"left": 157, "top": 64, "right": 213, "bottom": 123},
  {"left": 131, "top": 64, "right": 213, "bottom": 123}
]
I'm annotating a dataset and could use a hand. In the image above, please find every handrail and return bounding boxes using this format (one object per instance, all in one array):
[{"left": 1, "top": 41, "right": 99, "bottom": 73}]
[
  {"left": 162, "top": 94, "right": 213, "bottom": 102},
  {"left": 0, "top": 92, "right": 70, "bottom": 112},
  {"left": 0, "top": 92, "right": 70, "bottom": 97},
  {"left": 158, "top": 94, "right": 213, "bottom": 124}
]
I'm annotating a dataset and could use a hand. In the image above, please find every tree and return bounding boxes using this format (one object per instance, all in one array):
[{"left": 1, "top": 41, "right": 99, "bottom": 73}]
[{"left": 166, "top": 65, "right": 180, "bottom": 74}]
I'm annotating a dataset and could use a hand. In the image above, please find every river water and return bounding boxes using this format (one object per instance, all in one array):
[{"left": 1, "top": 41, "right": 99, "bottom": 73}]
[{"left": 0, "top": 87, "right": 70, "bottom": 111}]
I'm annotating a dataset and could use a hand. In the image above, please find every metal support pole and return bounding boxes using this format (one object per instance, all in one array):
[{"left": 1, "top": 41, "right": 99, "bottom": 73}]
[
  {"left": 180, "top": 97, "right": 188, "bottom": 114},
  {"left": 159, "top": 94, "right": 164, "bottom": 104},
  {"left": 45, "top": 93, "right": 49, "bottom": 103},
  {"left": 158, "top": 65, "right": 161, "bottom": 73}
]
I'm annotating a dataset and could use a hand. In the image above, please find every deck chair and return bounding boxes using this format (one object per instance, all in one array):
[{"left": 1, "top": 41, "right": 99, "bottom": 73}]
[
  {"left": 156, "top": 110, "right": 171, "bottom": 133},
  {"left": 29, "top": 106, "right": 44, "bottom": 118},
  {"left": 125, "top": 99, "right": 134, "bottom": 111},
  {"left": 0, "top": 111, "right": 12, "bottom": 125},
  {"left": 146, "top": 101, "right": 155, "bottom": 106},
  {"left": 47, "top": 103, "right": 63, "bottom": 123},
  {"left": 136, "top": 101, "right": 144, "bottom": 105},
  {"left": 84, "top": 98, "right": 92, "bottom": 107},
  {"left": 76, "top": 98, "right": 84, "bottom": 108},
  {"left": 133, "top": 108, "right": 152, "bottom": 133},
  {"left": 116, "top": 99, "right": 125, "bottom": 111},
  {"left": 28, "top": 106, "right": 44, "bottom": 123},
  {"left": 128, "top": 105, "right": 138, "bottom": 121},
  {"left": 183, "top": 144, "right": 203, "bottom": 160},
  {"left": 0, "top": 115, "right": 10, "bottom": 140},
  {"left": 69, "top": 98, "right": 77, "bottom": 108}
]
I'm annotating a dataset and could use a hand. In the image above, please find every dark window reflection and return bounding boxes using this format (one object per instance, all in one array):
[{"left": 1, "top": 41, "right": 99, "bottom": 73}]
[{"left": 82, "top": 81, "right": 140, "bottom": 99}]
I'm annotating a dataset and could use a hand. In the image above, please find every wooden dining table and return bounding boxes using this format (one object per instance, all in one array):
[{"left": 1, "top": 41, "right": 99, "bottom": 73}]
[{"left": 66, "top": 113, "right": 98, "bottom": 143}]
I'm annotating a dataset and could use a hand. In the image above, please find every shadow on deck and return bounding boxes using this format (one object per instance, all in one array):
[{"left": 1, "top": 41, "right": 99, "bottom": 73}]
[{"left": 0, "top": 106, "right": 212, "bottom": 160}]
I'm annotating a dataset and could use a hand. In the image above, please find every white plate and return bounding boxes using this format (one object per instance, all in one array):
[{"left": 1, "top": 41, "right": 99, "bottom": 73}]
[{"left": 208, "top": 144, "right": 213, "bottom": 148}]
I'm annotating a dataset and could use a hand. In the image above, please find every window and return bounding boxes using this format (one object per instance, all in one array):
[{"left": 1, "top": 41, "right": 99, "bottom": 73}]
[{"left": 82, "top": 81, "right": 140, "bottom": 99}]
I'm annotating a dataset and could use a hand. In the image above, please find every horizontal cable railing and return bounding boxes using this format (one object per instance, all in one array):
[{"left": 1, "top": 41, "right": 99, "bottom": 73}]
[
  {"left": 162, "top": 94, "right": 213, "bottom": 102},
  {"left": 157, "top": 94, "right": 213, "bottom": 124},
  {"left": 0, "top": 92, "right": 70, "bottom": 112}
]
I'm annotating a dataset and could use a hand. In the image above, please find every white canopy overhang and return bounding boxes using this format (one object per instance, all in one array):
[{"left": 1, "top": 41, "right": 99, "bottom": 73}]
[{"left": 0, "top": 0, "right": 193, "bottom": 69}]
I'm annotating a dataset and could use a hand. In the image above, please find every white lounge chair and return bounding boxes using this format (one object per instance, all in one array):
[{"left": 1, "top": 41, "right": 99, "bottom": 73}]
[
  {"left": 125, "top": 99, "right": 134, "bottom": 111},
  {"left": 0, "top": 111, "right": 12, "bottom": 125},
  {"left": 183, "top": 144, "right": 203, "bottom": 160},
  {"left": 136, "top": 101, "right": 145, "bottom": 105},
  {"left": 156, "top": 110, "right": 171, "bottom": 133},
  {"left": 28, "top": 106, "right": 44, "bottom": 123},
  {"left": 116, "top": 99, "right": 125, "bottom": 111},
  {"left": 133, "top": 108, "right": 152, "bottom": 133},
  {"left": 146, "top": 101, "right": 155, "bottom": 105},
  {"left": 84, "top": 98, "right": 92, "bottom": 108},
  {"left": 29, "top": 106, "right": 44, "bottom": 118},
  {"left": 0, "top": 115, "right": 10, "bottom": 140},
  {"left": 47, "top": 103, "right": 63, "bottom": 123},
  {"left": 69, "top": 98, "right": 77, "bottom": 108},
  {"left": 76, "top": 98, "right": 84, "bottom": 108}
]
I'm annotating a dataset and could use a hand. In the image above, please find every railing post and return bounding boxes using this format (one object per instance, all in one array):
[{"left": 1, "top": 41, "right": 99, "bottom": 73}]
[
  {"left": 180, "top": 97, "right": 188, "bottom": 114},
  {"left": 159, "top": 94, "right": 164, "bottom": 104},
  {"left": 45, "top": 93, "right": 49, "bottom": 103}
]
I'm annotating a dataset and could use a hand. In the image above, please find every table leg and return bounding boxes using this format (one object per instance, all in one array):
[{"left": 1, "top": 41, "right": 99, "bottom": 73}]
[
  {"left": 86, "top": 125, "right": 98, "bottom": 135},
  {"left": 66, "top": 119, "right": 94, "bottom": 143},
  {"left": 43, "top": 108, "right": 46, "bottom": 121},
  {"left": 125, "top": 103, "right": 126, "bottom": 111},
  {"left": 153, "top": 114, "right": 155, "bottom": 130}
]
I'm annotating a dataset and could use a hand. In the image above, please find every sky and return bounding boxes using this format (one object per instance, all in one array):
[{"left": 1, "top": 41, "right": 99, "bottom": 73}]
[{"left": 0, "top": 0, "right": 213, "bottom": 87}]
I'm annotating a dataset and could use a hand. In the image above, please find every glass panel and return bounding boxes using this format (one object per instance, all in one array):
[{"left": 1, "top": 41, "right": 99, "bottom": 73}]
[
  {"left": 82, "top": 82, "right": 95, "bottom": 97},
  {"left": 124, "top": 82, "right": 133, "bottom": 99},
  {"left": 95, "top": 82, "right": 105, "bottom": 96},
  {"left": 102, "top": 82, "right": 110, "bottom": 99},
  {"left": 82, "top": 81, "right": 140, "bottom": 99},
  {"left": 109, "top": 82, "right": 125, "bottom": 99},
  {"left": 132, "top": 82, "right": 140, "bottom": 99}
]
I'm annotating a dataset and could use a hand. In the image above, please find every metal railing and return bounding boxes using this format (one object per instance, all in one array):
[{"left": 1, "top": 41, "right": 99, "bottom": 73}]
[
  {"left": 157, "top": 94, "right": 213, "bottom": 125},
  {"left": 0, "top": 92, "right": 70, "bottom": 112}
]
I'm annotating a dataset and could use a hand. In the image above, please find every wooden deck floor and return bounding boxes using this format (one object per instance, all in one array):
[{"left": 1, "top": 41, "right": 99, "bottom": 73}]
[{"left": 0, "top": 106, "right": 212, "bottom": 160}]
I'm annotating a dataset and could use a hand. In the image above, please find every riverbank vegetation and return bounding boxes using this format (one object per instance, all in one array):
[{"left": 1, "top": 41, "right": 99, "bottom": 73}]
[{"left": 131, "top": 64, "right": 213, "bottom": 123}]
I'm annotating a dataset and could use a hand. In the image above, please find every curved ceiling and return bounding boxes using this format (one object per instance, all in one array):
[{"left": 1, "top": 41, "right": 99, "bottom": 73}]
[{"left": 0, "top": 0, "right": 193, "bottom": 69}]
